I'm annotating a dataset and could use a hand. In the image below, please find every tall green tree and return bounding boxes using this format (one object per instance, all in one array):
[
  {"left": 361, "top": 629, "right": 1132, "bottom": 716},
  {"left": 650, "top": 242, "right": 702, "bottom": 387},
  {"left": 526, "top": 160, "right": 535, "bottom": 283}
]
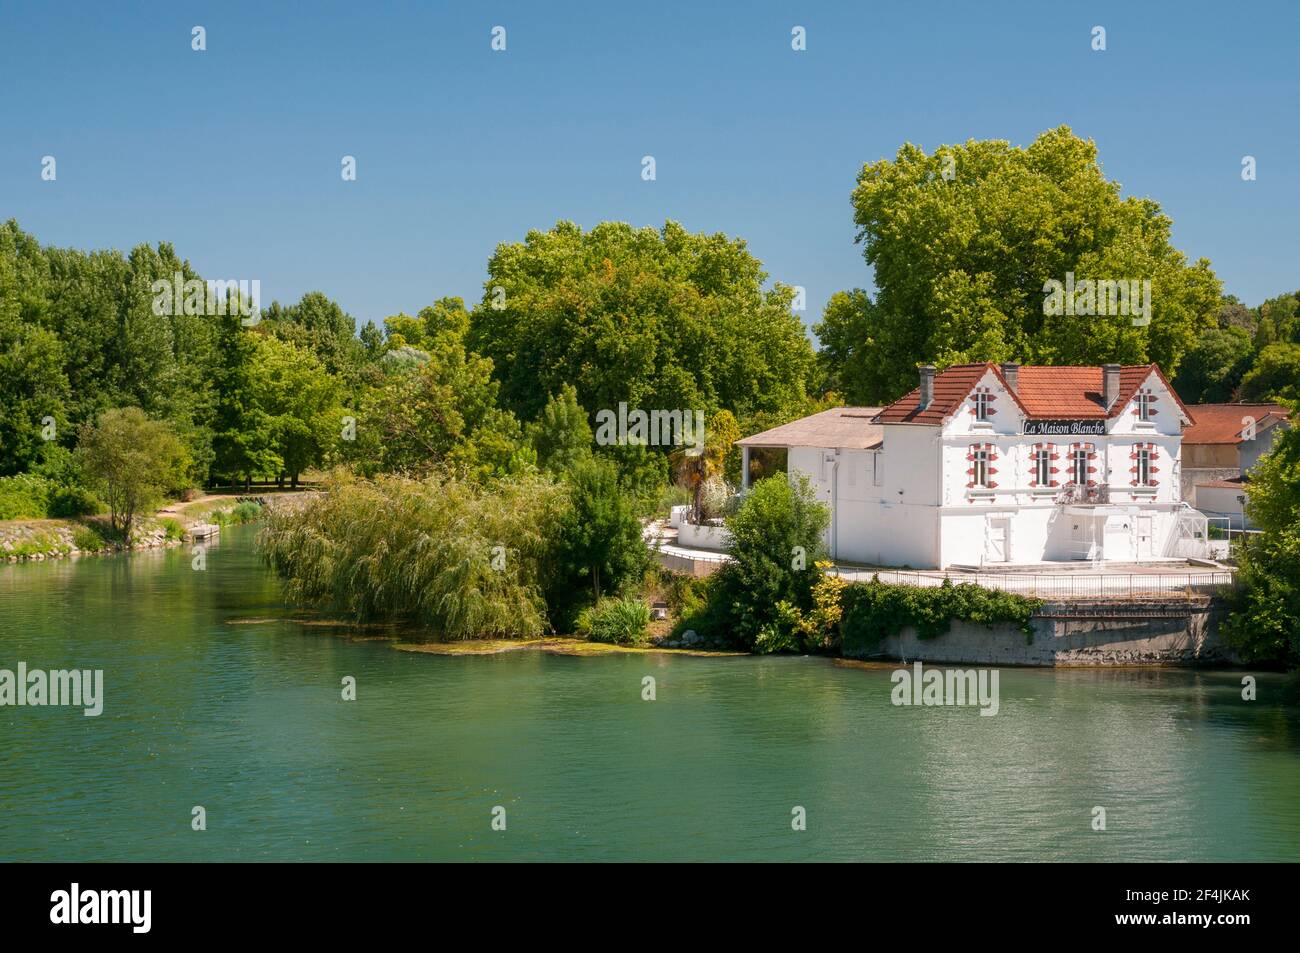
[
  {"left": 1240, "top": 343, "right": 1300, "bottom": 404},
  {"left": 467, "top": 220, "right": 816, "bottom": 425},
  {"left": 250, "top": 335, "right": 344, "bottom": 487},
  {"left": 834, "top": 127, "right": 1222, "bottom": 402},
  {"left": 351, "top": 311, "right": 522, "bottom": 478},
  {"left": 211, "top": 313, "right": 279, "bottom": 487},
  {"left": 1172, "top": 326, "right": 1255, "bottom": 403},
  {"left": 549, "top": 456, "right": 648, "bottom": 626},
  {"left": 527, "top": 384, "right": 593, "bottom": 474}
]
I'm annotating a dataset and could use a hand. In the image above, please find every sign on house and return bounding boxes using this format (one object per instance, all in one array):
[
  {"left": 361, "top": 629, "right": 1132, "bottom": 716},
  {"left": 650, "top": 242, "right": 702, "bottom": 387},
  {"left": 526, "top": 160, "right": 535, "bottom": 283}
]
[{"left": 1023, "top": 419, "right": 1107, "bottom": 436}]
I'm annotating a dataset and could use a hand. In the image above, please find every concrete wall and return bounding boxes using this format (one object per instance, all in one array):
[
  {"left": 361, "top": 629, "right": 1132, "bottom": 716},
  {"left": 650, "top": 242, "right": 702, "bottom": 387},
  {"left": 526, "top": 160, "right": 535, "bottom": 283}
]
[
  {"left": 1196, "top": 485, "right": 1248, "bottom": 530},
  {"left": 1184, "top": 444, "right": 1236, "bottom": 469},
  {"left": 677, "top": 520, "right": 731, "bottom": 550},
  {"left": 844, "top": 601, "right": 1234, "bottom": 667},
  {"left": 1183, "top": 467, "right": 1239, "bottom": 504}
]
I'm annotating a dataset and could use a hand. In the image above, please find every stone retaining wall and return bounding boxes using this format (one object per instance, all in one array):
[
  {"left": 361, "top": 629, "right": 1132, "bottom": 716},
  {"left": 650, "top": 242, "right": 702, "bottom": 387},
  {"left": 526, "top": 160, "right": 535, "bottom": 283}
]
[{"left": 846, "top": 600, "right": 1234, "bottom": 667}]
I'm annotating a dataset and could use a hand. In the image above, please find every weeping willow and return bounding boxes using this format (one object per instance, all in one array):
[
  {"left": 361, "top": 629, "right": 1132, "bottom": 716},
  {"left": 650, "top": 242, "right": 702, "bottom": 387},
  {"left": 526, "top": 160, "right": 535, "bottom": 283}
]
[{"left": 260, "top": 471, "right": 568, "bottom": 639}]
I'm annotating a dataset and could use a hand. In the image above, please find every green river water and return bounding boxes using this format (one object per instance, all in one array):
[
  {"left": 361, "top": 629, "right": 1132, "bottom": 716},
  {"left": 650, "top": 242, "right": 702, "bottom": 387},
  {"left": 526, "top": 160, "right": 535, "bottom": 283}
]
[{"left": 2, "top": 524, "right": 1299, "bottom": 862}]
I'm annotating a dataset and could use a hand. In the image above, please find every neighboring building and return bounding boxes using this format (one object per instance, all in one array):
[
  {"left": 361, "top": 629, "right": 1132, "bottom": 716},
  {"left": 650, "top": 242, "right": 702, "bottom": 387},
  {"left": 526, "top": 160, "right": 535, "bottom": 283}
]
[
  {"left": 737, "top": 362, "right": 1208, "bottom": 568},
  {"left": 1182, "top": 403, "right": 1290, "bottom": 529}
]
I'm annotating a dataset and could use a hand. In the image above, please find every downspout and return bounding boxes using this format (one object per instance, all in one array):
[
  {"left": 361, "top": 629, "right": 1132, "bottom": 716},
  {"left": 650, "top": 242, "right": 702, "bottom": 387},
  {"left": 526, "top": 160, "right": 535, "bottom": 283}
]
[{"left": 829, "top": 452, "right": 838, "bottom": 559}]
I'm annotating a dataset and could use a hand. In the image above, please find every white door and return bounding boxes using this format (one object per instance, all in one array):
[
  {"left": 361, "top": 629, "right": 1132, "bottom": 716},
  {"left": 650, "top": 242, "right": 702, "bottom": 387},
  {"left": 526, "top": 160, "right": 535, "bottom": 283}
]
[
  {"left": 987, "top": 517, "right": 1010, "bottom": 563},
  {"left": 1137, "top": 515, "right": 1153, "bottom": 560}
]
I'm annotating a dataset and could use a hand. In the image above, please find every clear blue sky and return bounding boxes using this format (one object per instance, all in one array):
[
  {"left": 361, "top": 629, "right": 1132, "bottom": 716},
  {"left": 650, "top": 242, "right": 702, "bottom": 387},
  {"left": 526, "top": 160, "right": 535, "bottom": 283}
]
[{"left": 3, "top": 1, "right": 1297, "bottom": 333}]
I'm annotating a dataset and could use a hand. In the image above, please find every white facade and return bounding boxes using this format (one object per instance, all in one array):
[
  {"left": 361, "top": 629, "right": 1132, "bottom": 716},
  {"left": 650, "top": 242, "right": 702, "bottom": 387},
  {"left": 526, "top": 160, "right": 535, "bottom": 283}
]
[{"left": 780, "top": 367, "right": 1201, "bottom": 569}]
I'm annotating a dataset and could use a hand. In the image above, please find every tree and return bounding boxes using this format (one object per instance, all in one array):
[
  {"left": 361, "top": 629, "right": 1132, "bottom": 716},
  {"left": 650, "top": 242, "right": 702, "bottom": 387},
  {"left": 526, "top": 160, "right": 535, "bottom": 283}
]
[
  {"left": 708, "top": 474, "right": 830, "bottom": 650},
  {"left": 351, "top": 313, "right": 521, "bottom": 478},
  {"left": 0, "top": 221, "right": 220, "bottom": 481},
  {"left": 211, "top": 313, "right": 279, "bottom": 487},
  {"left": 249, "top": 335, "right": 344, "bottom": 487},
  {"left": 260, "top": 292, "right": 363, "bottom": 382},
  {"left": 550, "top": 456, "right": 648, "bottom": 625},
  {"left": 1172, "top": 326, "right": 1255, "bottom": 403},
  {"left": 76, "top": 408, "right": 189, "bottom": 541},
  {"left": 834, "top": 127, "right": 1222, "bottom": 402},
  {"left": 466, "top": 220, "right": 816, "bottom": 426},
  {"left": 1222, "top": 418, "right": 1300, "bottom": 666},
  {"left": 671, "top": 409, "right": 739, "bottom": 523},
  {"left": 812, "top": 289, "right": 878, "bottom": 405},
  {"left": 527, "top": 384, "right": 593, "bottom": 474},
  {"left": 1240, "top": 343, "right": 1300, "bottom": 404}
]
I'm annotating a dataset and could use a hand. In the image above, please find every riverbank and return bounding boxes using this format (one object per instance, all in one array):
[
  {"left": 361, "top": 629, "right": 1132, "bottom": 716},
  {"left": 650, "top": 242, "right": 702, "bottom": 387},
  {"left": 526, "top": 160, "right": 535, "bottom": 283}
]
[{"left": 0, "top": 489, "right": 312, "bottom": 562}]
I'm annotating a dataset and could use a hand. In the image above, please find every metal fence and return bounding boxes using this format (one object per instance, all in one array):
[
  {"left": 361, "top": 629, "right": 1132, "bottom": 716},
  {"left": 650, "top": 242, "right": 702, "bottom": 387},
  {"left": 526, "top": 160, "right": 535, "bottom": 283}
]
[
  {"left": 654, "top": 546, "right": 1235, "bottom": 599},
  {"left": 827, "top": 567, "right": 1236, "bottom": 601}
]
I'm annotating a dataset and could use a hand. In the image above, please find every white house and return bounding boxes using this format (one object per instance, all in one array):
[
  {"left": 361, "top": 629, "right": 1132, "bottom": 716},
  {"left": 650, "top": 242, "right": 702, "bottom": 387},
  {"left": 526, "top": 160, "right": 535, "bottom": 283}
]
[{"left": 737, "top": 362, "right": 1210, "bottom": 569}]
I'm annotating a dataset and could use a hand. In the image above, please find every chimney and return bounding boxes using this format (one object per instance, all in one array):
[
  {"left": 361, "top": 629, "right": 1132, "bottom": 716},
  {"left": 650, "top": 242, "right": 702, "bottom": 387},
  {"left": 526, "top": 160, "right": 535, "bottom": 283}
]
[
  {"left": 918, "top": 365, "right": 935, "bottom": 411},
  {"left": 1102, "top": 364, "right": 1121, "bottom": 410},
  {"left": 1000, "top": 362, "right": 1020, "bottom": 393}
]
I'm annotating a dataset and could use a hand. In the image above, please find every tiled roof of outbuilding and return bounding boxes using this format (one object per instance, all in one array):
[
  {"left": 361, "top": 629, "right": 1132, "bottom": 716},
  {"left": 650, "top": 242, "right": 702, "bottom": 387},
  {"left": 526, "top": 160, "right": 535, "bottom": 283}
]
[{"left": 1182, "top": 403, "right": 1289, "bottom": 445}]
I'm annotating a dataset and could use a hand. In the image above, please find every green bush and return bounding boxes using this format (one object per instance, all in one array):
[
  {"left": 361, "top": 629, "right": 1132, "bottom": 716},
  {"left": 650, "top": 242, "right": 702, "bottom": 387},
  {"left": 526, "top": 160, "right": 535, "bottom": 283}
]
[
  {"left": 1221, "top": 421, "right": 1300, "bottom": 667},
  {"left": 211, "top": 500, "right": 263, "bottom": 526},
  {"left": 230, "top": 500, "right": 262, "bottom": 523},
  {"left": 160, "top": 517, "right": 185, "bottom": 541},
  {"left": 72, "top": 524, "right": 110, "bottom": 551},
  {"left": 706, "top": 473, "right": 830, "bottom": 650},
  {"left": 47, "top": 484, "right": 100, "bottom": 517},
  {"left": 840, "top": 577, "right": 1042, "bottom": 656},
  {"left": 0, "top": 474, "right": 52, "bottom": 520},
  {"left": 260, "top": 471, "right": 568, "bottom": 639},
  {"left": 578, "top": 597, "right": 652, "bottom": 645}
]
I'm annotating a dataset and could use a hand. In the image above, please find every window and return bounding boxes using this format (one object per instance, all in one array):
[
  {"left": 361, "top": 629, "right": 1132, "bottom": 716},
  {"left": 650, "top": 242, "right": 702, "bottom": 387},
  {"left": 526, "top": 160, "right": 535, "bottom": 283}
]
[
  {"left": 1071, "top": 448, "right": 1089, "bottom": 486},
  {"left": 1137, "top": 392, "right": 1155, "bottom": 421},
  {"left": 1137, "top": 447, "right": 1153, "bottom": 485},
  {"left": 1034, "top": 448, "right": 1051, "bottom": 486},
  {"left": 973, "top": 392, "right": 992, "bottom": 422},
  {"left": 972, "top": 448, "right": 991, "bottom": 487}
]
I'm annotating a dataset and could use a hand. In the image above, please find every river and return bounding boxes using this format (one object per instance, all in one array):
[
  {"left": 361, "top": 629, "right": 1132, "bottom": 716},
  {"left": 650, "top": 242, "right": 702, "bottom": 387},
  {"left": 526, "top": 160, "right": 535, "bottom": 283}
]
[{"left": 2, "top": 524, "right": 1298, "bottom": 861}]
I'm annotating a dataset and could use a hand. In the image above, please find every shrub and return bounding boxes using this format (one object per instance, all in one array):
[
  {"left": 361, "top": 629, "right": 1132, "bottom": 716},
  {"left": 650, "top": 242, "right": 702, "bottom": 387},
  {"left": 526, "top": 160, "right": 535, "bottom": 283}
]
[
  {"left": 260, "top": 471, "right": 568, "bottom": 639},
  {"left": 578, "top": 597, "right": 652, "bottom": 645},
  {"left": 547, "top": 456, "right": 649, "bottom": 630},
  {"left": 160, "top": 518, "right": 185, "bottom": 541},
  {"left": 840, "top": 576, "right": 1041, "bottom": 656},
  {"left": 47, "top": 484, "right": 100, "bottom": 517},
  {"left": 0, "top": 474, "right": 51, "bottom": 520},
  {"left": 230, "top": 500, "right": 262, "bottom": 523},
  {"left": 72, "top": 524, "right": 110, "bottom": 551},
  {"left": 697, "top": 477, "right": 734, "bottom": 523},
  {"left": 1221, "top": 419, "right": 1300, "bottom": 667},
  {"left": 707, "top": 473, "right": 830, "bottom": 650}
]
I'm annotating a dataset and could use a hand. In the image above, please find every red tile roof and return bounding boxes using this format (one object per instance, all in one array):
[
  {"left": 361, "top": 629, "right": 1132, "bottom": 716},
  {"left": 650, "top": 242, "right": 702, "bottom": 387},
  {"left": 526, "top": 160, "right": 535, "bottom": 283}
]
[
  {"left": 875, "top": 362, "right": 1191, "bottom": 425},
  {"left": 1182, "top": 403, "right": 1290, "bottom": 445}
]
